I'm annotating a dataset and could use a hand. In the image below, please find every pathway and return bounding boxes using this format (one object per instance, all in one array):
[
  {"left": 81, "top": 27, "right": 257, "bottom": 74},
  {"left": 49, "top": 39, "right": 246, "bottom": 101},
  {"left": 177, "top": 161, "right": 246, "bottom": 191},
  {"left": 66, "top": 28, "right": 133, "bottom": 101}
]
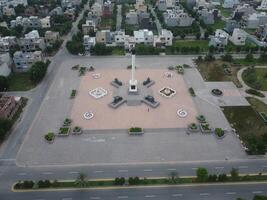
[
  {"left": 149, "top": 5, "right": 162, "bottom": 34},
  {"left": 116, "top": 5, "right": 122, "bottom": 31},
  {"left": 237, "top": 66, "right": 267, "bottom": 104}
]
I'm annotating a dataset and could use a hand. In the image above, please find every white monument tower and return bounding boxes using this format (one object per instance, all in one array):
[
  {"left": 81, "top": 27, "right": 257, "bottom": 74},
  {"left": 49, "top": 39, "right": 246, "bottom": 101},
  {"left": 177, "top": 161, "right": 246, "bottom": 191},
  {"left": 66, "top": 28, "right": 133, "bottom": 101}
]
[{"left": 129, "top": 49, "right": 138, "bottom": 93}]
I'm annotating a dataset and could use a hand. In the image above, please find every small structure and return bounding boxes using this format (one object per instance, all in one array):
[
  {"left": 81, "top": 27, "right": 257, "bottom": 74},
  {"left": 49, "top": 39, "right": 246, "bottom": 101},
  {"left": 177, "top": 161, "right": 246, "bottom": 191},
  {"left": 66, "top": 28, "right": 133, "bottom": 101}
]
[
  {"left": 0, "top": 95, "right": 21, "bottom": 119},
  {"left": 129, "top": 49, "right": 138, "bottom": 93},
  {"left": 159, "top": 87, "right": 176, "bottom": 98},
  {"left": 83, "top": 111, "right": 94, "bottom": 120},
  {"left": 89, "top": 87, "right": 107, "bottom": 99},
  {"left": 229, "top": 28, "right": 247, "bottom": 46}
]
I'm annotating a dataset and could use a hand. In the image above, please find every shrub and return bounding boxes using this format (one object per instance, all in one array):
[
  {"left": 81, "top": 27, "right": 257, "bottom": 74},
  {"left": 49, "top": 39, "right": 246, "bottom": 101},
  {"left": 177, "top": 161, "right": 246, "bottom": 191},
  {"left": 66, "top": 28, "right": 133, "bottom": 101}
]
[
  {"left": 128, "top": 176, "right": 140, "bottom": 185},
  {"left": 44, "top": 132, "right": 55, "bottom": 142},
  {"left": 59, "top": 127, "right": 69, "bottom": 135},
  {"left": 29, "top": 61, "right": 49, "bottom": 83},
  {"left": 196, "top": 168, "right": 208, "bottom": 182},
  {"left": 218, "top": 174, "right": 228, "bottom": 182},
  {"left": 0, "top": 76, "right": 9, "bottom": 91},
  {"left": 215, "top": 128, "right": 225, "bottom": 138},
  {"left": 129, "top": 127, "right": 142, "bottom": 132},
  {"left": 114, "top": 177, "right": 125, "bottom": 185},
  {"left": 208, "top": 174, "right": 217, "bottom": 182},
  {"left": 189, "top": 87, "right": 196, "bottom": 97}
]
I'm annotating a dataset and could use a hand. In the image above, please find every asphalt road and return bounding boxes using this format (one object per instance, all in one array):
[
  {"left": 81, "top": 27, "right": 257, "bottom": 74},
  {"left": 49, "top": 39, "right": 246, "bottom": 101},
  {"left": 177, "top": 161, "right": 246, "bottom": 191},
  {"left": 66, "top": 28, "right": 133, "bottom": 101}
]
[{"left": 1, "top": 183, "right": 267, "bottom": 200}]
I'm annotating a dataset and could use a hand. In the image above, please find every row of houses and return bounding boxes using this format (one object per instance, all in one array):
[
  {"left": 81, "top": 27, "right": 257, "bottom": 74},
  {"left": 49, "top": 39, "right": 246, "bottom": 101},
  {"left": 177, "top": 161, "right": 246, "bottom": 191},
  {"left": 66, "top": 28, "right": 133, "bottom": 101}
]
[
  {"left": 10, "top": 16, "right": 51, "bottom": 29},
  {"left": 163, "top": 6, "right": 194, "bottom": 27},
  {"left": 83, "top": 29, "right": 173, "bottom": 51}
]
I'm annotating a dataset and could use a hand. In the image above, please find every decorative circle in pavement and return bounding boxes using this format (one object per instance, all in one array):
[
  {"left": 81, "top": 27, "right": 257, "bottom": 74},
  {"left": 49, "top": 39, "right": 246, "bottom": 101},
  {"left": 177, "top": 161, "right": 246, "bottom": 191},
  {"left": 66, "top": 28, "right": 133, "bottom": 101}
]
[
  {"left": 211, "top": 89, "right": 223, "bottom": 96},
  {"left": 177, "top": 109, "right": 188, "bottom": 118},
  {"left": 159, "top": 87, "right": 176, "bottom": 98},
  {"left": 92, "top": 73, "right": 101, "bottom": 79},
  {"left": 89, "top": 87, "right": 107, "bottom": 99},
  {"left": 164, "top": 72, "right": 173, "bottom": 78},
  {"left": 84, "top": 112, "right": 94, "bottom": 120}
]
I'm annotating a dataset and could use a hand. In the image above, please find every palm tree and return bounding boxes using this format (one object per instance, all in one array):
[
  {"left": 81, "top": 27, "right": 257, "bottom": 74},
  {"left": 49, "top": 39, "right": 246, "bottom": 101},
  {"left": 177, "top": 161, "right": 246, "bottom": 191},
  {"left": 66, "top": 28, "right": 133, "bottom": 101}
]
[{"left": 75, "top": 172, "right": 87, "bottom": 188}]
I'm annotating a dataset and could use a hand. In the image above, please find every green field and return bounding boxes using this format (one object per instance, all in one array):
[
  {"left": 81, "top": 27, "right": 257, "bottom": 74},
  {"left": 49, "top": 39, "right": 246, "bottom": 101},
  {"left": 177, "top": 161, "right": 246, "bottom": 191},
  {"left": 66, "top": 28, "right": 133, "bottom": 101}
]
[
  {"left": 242, "top": 68, "right": 267, "bottom": 91},
  {"left": 8, "top": 72, "right": 36, "bottom": 91},
  {"left": 211, "top": 19, "right": 226, "bottom": 30},
  {"left": 174, "top": 40, "right": 209, "bottom": 49}
]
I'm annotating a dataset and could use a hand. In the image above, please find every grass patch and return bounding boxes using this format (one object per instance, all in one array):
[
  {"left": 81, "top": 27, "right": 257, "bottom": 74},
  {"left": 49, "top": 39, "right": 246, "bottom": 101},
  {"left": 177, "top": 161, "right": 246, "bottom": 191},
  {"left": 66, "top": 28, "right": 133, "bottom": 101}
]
[
  {"left": 112, "top": 47, "right": 125, "bottom": 55},
  {"left": 100, "top": 18, "right": 112, "bottom": 29},
  {"left": 8, "top": 72, "right": 36, "bottom": 91},
  {"left": 174, "top": 40, "right": 209, "bottom": 49},
  {"left": 211, "top": 19, "right": 226, "bottom": 30},
  {"left": 222, "top": 97, "right": 267, "bottom": 154},
  {"left": 217, "top": 6, "right": 231, "bottom": 17},
  {"left": 242, "top": 68, "right": 267, "bottom": 91},
  {"left": 196, "top": 60, "right": 242, "bottom": 87}
]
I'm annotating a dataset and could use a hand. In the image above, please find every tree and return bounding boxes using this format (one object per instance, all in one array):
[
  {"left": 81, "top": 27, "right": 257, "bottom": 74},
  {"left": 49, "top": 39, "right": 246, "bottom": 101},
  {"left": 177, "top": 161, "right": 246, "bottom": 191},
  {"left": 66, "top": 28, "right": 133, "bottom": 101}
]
[
  {"left": 245, "top": 53, "right": 254, "bottom": 62},
  {"left": 29, "top": 61, "right": 49, "bottom": 83},
  {"left": 169, "top": 171, "right": 179, "bottom": 183},
  {"left": 230, "top": 168, "right": 239, "bottom": 181},
  {"left": 0, "top": 118, "right": 12, "bottom": 141},
  {"left": 0, "top": 76, "right": 9, "bottom": 91},
  {"left": 196, "top": 32, "right": 201, "bottom": 40},
  {"left": 221, "top": 54, "right": 233, "bottom": 62},
  {"left": 75, "top": 173, "right": 87, "bottom": 187},
  {"left": 196, "top": 168, "right": 208, "bottom": 182},
  {"left": 114, "top": 177, "right": 125, "bottom": 185}
]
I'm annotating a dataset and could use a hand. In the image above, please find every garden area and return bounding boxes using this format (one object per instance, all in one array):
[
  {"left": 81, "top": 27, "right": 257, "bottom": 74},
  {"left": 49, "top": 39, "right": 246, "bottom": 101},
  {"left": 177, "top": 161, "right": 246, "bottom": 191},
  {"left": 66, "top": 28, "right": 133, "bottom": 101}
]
[
  {"left": 196, "top": 59, "right": 242, "bottom": 87},
  {"left": 222, "top": 97, "right": 267, "bottom": 155},
  {"left": 7, "top": 72, "right": 36, "bottom": 91},
  {"left": 242, "top": 67, "right": 267, "bottom": 91}
]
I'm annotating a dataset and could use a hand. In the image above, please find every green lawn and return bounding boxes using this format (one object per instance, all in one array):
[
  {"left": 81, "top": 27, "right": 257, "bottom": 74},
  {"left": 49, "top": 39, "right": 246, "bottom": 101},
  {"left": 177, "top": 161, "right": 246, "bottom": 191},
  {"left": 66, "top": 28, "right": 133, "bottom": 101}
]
[
  {"left": 242, "top": 68, "right": 267, "bottom": 91},
  {"left": 100, "top": 18, "right": 112, "bottom": 28},
  {"left": 211, "top": 19, "right": 226, "bottom": 30},
  {"left": 112, "top": 47, "right": 125, "bottom": 55},
  {"left": 174, "top": 40, "right": 209, "bottom": 49},
  {"left": 222, "top": 97, "right": 267, "bottom": 153},
  {"left": 8, "top": 72, "right": 36, "bottom": 91},
  {"left": 216, "top": 6, "right": 231, "bottom": 18}
]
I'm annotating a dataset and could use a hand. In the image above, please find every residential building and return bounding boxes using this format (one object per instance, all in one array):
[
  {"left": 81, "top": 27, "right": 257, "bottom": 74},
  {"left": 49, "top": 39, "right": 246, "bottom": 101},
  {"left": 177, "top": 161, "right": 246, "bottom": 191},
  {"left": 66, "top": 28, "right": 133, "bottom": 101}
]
[
  {"left": 102, "top": 0, "right": 112, "bottom": 18},
  {"left": 153, "top": 29, "right": 173, "bottom": 47},
  {"left": 82, "top": 20, "right": 96, "bottom": 35},
  {"left": 197, "top": 8, "right": 214, "bottom": 25},
  {"left": 134, "top": 29, "right": 154, "bottom": 45},
  {"left": 91, "top": 2, "right": 102, "bottom": 17},
  {"left": 2, "top": 6, "right": 15, "bottom": 16},
  {"left": 114, "top": 30, "right": 127, "bottom": 46},
  {"left": 224, "top": 20, "right": 240, "bottom": 34},
  {"left": 19, "top": 30, "right": 46, "bottom": 52},
  {"left": 49, "top": 7, "right": 63, "bottom": 16},
  {"left": 24, "top": 6, "right": 36, "bottom": 16},
  {"left": 256, "top": 24, "right": 267, "bottom": 41},
  {"left": 96, "top": 30, "right": 112, "bottom": 43},
  {"left": 0, "top": 36, "right": 17, "bottom": 52},
  {"left": 28, "top": 16, "right": 42, "bottom": 28},
  {"left": 83, "top": 35, "right": 96, "bottom": 51},
  {"left": 44, "top": 31, "right": 60, "bottom": 46},
  {"left": 209, "top": 29, "right": 229, "bottom": 49},
  {"left": 64, "top": 8, "right": 76, "bottom": 21},
  {"left": 87, "top": 11, "right": 101, "bottom": 26},
  {"left": 0, "top": 95, "right": 21, "bottom": 119},
  {"left": 222, "top": 0, "right": 239, "bottom": 8},
  {"left": 61, "top": 0, "right": 81, "bottom": 8},
  {"left": 232, "top": 4, "right": 255, "bottom": 21},
  {"left": 157, "top": 0, "right": 167, "bottom": 11},
  {"left": 13, "top": 50, "right": 43, "bottom": 71},
  {"left": 258, "top": 0, "right": 267, "bottom": 10},
  {"left": 246, "top": 12, "right": 267, "bottom": 29},
  {"left": 41, "top": 16, "right": 51, "bottom": 28},
  {"left": 0, "top": 53, "right": 11, "bottom": 77},
  {"left": 126, "top": 10, "right": 138, "bottom": 25},
  {"left": 229, "top": 28, "right": 247, "bottom": 45},
  {"left": 163, "top": 8, "right": 193, "bottom": 27},
  {"left": 0, "top": 0, "right": 27, "bottom": 7},
  {"left": 138, "top": 10, "right": 151, "bottom": 29}
]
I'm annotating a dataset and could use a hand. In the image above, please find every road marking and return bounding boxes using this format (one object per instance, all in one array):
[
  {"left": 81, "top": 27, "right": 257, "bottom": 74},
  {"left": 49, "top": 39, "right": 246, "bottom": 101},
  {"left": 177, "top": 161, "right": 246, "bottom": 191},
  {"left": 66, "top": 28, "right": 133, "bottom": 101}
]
[
  {"left": 90, "top": 197, "right": 100, "bottom": 199},
  {"left": 262, "top": 165, "right": 267, "bottom": 168},
  {"left": 118, "top": 170, "right": 128, "bottom": 173},
  {"left": 192, "top": 167, "right": 198, "bottom": 170},
  {"left": 144, "top": 169, "right": 152, "bottom": 172},
  {"left": 167, "top": 168, "right": 176, "bottom": 171},
  {"left": 215, "top": 166, "right": 224, "bottom": 169},
  {"left": 94, "top": 171, "right": 104, "bottom": 173},
  {"left": 118, "top": 196, "right": 128, "bottom": 199},
  {"left": 145, "top": 195, "right": 156, "bottom": 198},
  {"left": 238, "top": 166, "right": 248, "bottom": 169},
  {"left": 17, "top": 173, "right": 26, "bottom": 176},
  {"left": 42, "top": 172, "right": 53, "bottom": 175},
  {"left": 226, "top": 192, "right": 236, "bottom": 195},
  {"left": 68, "top": 171, "right": 79, "bottom": 174},
  {"left": 62, "top": 198, "right": 72, "bottom": 200},
  {"left": 199, "top": 193, "right": 210, "bottom": 196},
  {"left": 172, "top": 194, "right": 183, "bottom": 197},
  {"left": 252, "top": 191, "right": 263, "bottom": 194}
]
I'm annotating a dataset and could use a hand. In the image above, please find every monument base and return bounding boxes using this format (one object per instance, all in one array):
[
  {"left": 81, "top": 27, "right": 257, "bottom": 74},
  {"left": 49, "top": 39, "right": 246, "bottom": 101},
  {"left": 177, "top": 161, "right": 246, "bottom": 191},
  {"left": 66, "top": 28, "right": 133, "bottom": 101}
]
[{"left": 129, "top": 79, "right": 138, "bottom": 93}]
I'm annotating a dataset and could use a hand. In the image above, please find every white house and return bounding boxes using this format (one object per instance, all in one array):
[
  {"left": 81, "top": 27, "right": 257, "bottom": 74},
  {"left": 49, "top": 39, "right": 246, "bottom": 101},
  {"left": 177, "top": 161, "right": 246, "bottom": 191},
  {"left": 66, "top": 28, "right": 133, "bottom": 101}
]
[
  {"left": 0, "top": 53, "right": 11, "bottom": 77},
  {"left": 258, "top": 0, "right": 267, "bottom": 10},
  {"left": 41, "top": 16, "right": 51, "bottom": 28},
  {"left": 153, "top": 29, "right": 173, "bottom": 47},
  {"left": 91, "top": 2, "right": 102, "bottom": 17},
  {"left": 126, "top": 10, "right": 138, "bottom": 25},
  {"left": 0, "top": 36, "right": 17, "bottom": 52},
  {"left": 163, "top": 8, "right": 193, "bottom": 27},
  {"left": 246, "top": 12, "right": 267, "bottom": 29},
  {"left": 229, "top": 28, "right": 247, "bottom": 46},
  {"left": 83, "top": 35, "right": 96, "bottom": 51},
  {"left": 114, "top": 31, "right": 127, "bottom": 46},
  {"left": 134, "top": 29, "right": 154, "bottom": 45},
  {"left": 209, "top": 29, "right": 229, "bottom": 49},
  {"left": 82, "top": 20, "right": 96, "bottom": 35},
  {"left": 13, "top": 51, "right": 43, "bottom": 71}
]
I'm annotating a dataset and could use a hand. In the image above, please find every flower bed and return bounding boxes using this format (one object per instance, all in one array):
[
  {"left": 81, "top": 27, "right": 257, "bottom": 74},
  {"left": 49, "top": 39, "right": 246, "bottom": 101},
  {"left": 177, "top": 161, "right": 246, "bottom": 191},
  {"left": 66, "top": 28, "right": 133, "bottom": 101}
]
[
  {"left": 215, "top": 128, "right": 225, "bottom": 139},
  {"left": 197, "top": 115, "right": 206, "bottom": 123},
  {"left": 70, "top": 90, "right": 76, "bottom": 99},
  {"left": 188, "top": 123, "right": 199, "bottom": 133},
  {"left": 129, "top": 127, "right": 144, "bottom": 135},
  {"left": 58, "top": 127, "right": 70, "bottom": 136},
  {"left": 211, "top": 89, "right": 223, "bottom": 96},
  {"left": 246, "top": 89, "right": 265, "bottom": 98},
  {"left": 189, "top": 87, "right": 196, "bottom": 97},
  {"left": 72, "top": 126, "right": 82, "bottom": 135},
  {"left": 44, "top": 132, "right": 55, "bottom": 143},
  {"left": 200, "top": 123, "right": 212, "bottom": 133},
  {"left": 63, "top": 118, "right": 72, "bottom": 127}
]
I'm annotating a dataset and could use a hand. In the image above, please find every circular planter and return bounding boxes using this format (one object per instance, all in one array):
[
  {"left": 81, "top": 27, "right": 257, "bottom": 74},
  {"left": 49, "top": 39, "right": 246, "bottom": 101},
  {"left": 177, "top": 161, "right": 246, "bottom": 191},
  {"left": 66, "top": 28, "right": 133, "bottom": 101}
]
[{"left": 211, "top": 89, "right": 223, "bottom": 96}]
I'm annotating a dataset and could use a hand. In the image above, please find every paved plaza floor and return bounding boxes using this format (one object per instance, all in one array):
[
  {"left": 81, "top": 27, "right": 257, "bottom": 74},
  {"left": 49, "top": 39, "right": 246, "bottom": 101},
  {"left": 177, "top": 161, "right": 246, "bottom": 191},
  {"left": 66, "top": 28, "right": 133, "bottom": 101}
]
[
  {"left": 16, "top": 56, "right": 247, "bottom": 166},
  {"left": 71, "top": 69, "right": 198, "bottom": 130}
]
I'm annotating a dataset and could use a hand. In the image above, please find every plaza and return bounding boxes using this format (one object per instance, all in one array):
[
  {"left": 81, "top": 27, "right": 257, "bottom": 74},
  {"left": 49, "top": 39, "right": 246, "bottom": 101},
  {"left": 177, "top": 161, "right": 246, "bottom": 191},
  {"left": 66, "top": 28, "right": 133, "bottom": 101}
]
[{"left": 16, "top": 56, "right": 247, "bottom": 166}]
